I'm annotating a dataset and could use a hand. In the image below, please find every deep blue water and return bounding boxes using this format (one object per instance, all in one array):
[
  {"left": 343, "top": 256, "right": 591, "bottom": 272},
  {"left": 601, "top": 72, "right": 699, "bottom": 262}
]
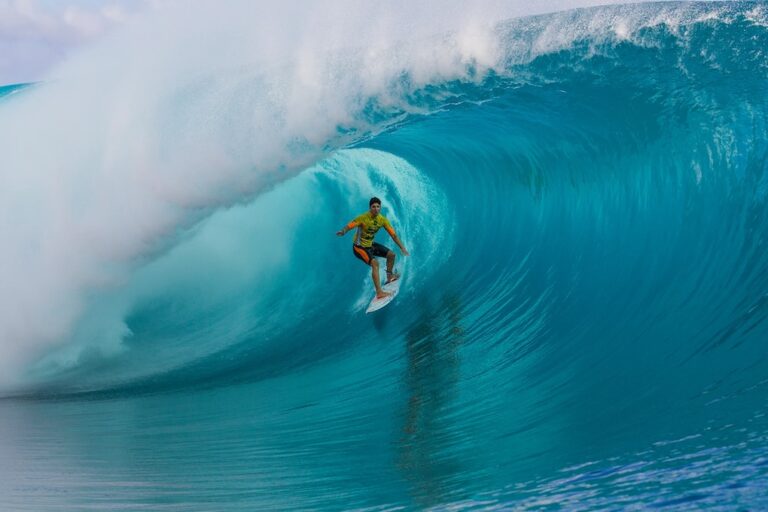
[{"left": 3, "top": 2, "right": 768, "bottom": 510}]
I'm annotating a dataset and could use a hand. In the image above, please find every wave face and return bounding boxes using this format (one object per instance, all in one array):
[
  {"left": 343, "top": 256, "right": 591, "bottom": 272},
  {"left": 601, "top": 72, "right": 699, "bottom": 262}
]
[{"left": 3, "top": 2, "right": 768, "bottom": 510}]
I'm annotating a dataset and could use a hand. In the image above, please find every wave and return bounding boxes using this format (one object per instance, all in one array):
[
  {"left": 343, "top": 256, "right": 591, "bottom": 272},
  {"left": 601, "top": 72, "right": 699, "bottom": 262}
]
[{"left": 1, "top": 1, "right": 768, "bottom": 417}]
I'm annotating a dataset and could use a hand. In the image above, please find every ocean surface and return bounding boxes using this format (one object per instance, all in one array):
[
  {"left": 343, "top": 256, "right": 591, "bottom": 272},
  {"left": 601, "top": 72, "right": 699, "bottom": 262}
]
[{"left": 2, "top": 1, "right": 768, "bottom": 510}]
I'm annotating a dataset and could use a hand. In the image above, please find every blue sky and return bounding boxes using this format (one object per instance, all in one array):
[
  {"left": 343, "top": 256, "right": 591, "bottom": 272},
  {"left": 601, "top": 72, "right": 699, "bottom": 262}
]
[{"left": 0, "top": 0, "right": 156, "bottom": 84}]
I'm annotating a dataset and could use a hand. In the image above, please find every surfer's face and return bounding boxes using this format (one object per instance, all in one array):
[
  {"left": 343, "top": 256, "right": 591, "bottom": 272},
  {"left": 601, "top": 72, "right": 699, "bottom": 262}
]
[{"left": 369, "top": 203, "right": 381, "bottom": 216}]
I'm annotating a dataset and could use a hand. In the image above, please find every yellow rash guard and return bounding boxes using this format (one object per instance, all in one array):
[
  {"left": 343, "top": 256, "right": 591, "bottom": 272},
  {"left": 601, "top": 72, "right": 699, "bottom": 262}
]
[{"left": 346, "top": 212, "right": 396, "bottom": 248}]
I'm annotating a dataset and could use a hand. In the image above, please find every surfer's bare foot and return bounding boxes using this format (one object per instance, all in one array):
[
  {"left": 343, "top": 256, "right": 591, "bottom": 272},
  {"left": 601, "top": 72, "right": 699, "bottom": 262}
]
[
  {"left": 385, "top": 272, "right": 400, "bottom": 284},
  {"left": 376, "top": 290, "right": 393, "bottom": 299}
]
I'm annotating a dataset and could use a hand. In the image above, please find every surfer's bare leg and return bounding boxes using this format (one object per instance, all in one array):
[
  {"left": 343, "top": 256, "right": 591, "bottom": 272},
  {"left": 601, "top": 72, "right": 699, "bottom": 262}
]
[
  {"left": 372, "top": 259, "right": 391, "bottom": 299},
  {"left": 385, "top": 251, "right": 399, "bottom": 283}
]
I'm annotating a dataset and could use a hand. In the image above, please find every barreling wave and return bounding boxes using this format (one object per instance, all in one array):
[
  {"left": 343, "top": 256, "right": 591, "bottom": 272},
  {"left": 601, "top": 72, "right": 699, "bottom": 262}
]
[{"left": 2, "top": 1, "right": 768, "bottom": 428}]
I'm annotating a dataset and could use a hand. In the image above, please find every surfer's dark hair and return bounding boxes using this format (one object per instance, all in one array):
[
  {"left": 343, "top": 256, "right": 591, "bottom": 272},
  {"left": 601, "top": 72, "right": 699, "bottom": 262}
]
[{"left": 369, "top": 197, "right": 382, "bottom": 207}]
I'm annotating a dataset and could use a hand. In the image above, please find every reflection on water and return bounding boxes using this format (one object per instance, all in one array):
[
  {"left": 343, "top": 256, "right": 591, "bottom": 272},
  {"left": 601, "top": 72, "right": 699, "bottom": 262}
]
[{"left": 397, "top": 293, "right": 466, "bottom": 507}]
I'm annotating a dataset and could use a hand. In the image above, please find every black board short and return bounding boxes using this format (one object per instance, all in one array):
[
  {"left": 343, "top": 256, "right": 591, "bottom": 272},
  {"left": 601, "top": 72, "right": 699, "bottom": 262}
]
[{"left": 353, "top": 243, "right": 391, "bottom": 265}]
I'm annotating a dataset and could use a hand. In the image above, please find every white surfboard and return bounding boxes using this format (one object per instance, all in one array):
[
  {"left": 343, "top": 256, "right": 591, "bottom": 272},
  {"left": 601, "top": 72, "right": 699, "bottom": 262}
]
[{"left": 365, "top": 277, "right": 402, "bottom": 314}]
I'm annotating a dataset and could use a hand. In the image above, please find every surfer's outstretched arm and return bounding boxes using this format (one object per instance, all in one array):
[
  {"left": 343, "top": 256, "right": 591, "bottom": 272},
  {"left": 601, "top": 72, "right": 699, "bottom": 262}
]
[
  {"left": 336, "top": 220, "right": 359, "bottom": 237},
  {"left": 385, "top": 225, "right": 409, "bottom": 256}
]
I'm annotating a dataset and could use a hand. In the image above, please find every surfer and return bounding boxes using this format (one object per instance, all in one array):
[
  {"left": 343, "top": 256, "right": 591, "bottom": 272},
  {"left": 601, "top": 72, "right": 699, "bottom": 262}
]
[{"left": 337, "top": 197, "right": 409, "bottom": 299}]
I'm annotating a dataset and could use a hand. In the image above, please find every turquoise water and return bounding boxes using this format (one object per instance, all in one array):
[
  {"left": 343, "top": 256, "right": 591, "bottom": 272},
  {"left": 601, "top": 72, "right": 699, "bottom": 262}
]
[{"left": 3, "top": 2, "right": 768, "bottom": 510}]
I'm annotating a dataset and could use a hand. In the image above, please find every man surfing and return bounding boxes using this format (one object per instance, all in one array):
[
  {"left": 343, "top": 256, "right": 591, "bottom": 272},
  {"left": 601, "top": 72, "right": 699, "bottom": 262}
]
[{"left": 337, "top": 197, "right": 409, "bottom": 299}]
